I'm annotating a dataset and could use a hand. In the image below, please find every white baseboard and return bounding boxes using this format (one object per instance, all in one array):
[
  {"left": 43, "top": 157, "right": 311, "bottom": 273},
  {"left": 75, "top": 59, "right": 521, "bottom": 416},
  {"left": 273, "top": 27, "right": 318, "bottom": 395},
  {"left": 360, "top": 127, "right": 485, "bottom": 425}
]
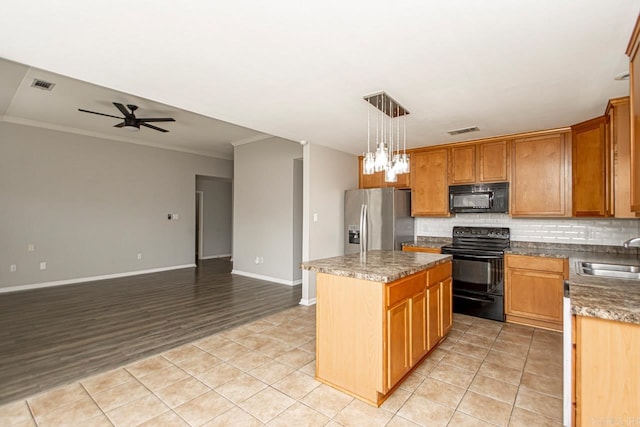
[
  {"left": 231, "top": 269, "right": 302, "bottom": 287},
  {"left": 199, "top": 253, "right": 232, "bottom": 260},
  {"left": 0, "top": 264, "right": 196, "bottom": 294},
  {"left": 299, "top": 298, "right": 317, "bottom": 306}
]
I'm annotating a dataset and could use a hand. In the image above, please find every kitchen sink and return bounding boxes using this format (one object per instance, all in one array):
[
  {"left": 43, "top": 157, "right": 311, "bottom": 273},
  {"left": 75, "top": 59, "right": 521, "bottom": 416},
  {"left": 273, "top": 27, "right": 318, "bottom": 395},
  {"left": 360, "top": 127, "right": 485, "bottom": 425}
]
[{"left": 577, "top": 261, "right": 640, "bottom": 280}]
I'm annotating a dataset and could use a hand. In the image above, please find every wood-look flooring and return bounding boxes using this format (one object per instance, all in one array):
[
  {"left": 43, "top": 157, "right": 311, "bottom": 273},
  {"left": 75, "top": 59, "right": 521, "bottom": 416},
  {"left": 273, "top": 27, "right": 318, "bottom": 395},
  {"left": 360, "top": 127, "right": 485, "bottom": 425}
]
[{"left": 0, "top": 259, "right": 302, "bottom": 404}]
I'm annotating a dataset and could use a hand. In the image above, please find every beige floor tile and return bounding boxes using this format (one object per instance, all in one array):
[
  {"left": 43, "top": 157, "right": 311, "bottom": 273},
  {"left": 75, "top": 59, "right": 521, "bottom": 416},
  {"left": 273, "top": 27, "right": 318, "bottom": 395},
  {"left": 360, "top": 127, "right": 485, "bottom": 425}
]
[
  {"left": 125, "top": 355, "right": 172, "bottom": 378},
  {"left": 496, "top": 331, "right": 532, "bottom": 347},
  {"left": 440, "top": 351, "right": 483, "bottom": 372},
  {"left": 508, "top": 406, "right": 561, "bottom": 427},
  {"left": 485, "top": 349, "right": 526, "bottom": 371},
  {"left": 201, "top": 406, "right": 262, "bottom": 427},
  {"left": 196, "top": 362, "right": 243, "bottom": 388},
  {"left": 162, "top": 344, "right": 210, "bottom": 363},
  {"left": 300, "top": 384, "right": 354, "bottom": 418},
  {"left": 229, "top": 351, "right": 273, "bottom": 372},
  {"left": 238, "top": 387, "right": 295, "bottom": 424},
  {"left": 386, "top": 415, "right": 422, "bottom": 426},
  {"left": 249, "top": 360, "right": 296, "bottom": 385},
  {"left": 491, "top": 338, "right": 531, "bottom": 357},
  {"left": 231, "top": 334, "right": 276, "bottom": 350},
  {"left": 477, "top": 361, "right": 522, "bottom": 386},
  {"left": 519, "top": 371, "right": 562, "bottom": 398},
  {"left": 515, "top": 388, "right": 562, "bottom": 421},
  {"left": 267, "top": 402, "right": 329, "bottom": 426},
  {"left": 80, "top": 413, "right": 114, "bottom": 427},
  {"left": 208, "top": 341, "right": 252, "bottom": 362},
  {"left": 297, "top": 338, "right": 316, "bottom": 354},
  {"left": 453, "top": 313, "right": 476, "bottom": 325},
  {"left": 298, "top": 360, "right": 316, "bottom": 377},
  {"left": 81, "top": 368, "right": 133, "bottom": 395},
  {"left": 334, "top": 398, "right": 394, "bottom": 427},
  {"left": 465, "top": 325, "right": 501, "bottom": 339},
  {"left": 0, "top": 400, "right": 35, "bottom": 427},
  {"left": 380, "top": 388, "right": 412, "bottom": 412},
  {"left": 428, "top": 347, "right": 448, "bottom": 362},
  {"left": 458, "top": 391, "right": 512, "bottom": 427},
  {"left": 468, "top": 374, "right": 518, "bottom": 404},
  {"left": 501, "top": 323, "right": 535, "bottom": 337},
  {"left": 194, "top": 335, "right": 233, "bottom": 352},
  {"left": 155, "top": 377, "right": 211, "bottom": 408},
  {"left": 428, "top": 363, "right": 476, "bottom": 389},
  {"left": 36, "top": 397, "right": 102, "bottom": 426},
  {"left": 413, "top": 378, "right": 466, "bottom": 408},
  {"left": 396, "top": 394, "right": 454, "bottom": 427},
  {"left": 450, "top": 341, "right": 491, "bottom": 360},
  {"left": 272, "top": 371, "right": 321, "bottom": 400},
  {"left": 275, "top": 348, "right": 315, "bottom": 369},
  {"left": 448, "top": 411, "right": 496, "bottom": 427},
  {"left": 172, "top": 351, "right": 221, "bottom": 375},
  {"left": 413, "top": 357, "right": 439, "bottom": 376},
  {"left": 106, "top": 394, "right": 169, "bottom": 427},
  {"left": 245, "top": 319, "right": 278, "bottom": 333},
  {"left": 138, "top": 410, "right": 189, "bottom": 427},
  {"left": 173, "top": 390, "right": 234, "bottom": 426},
  {"left": 27, "top": 383, "right": 88, "bottom": 419},
  {"left": 527, "top": 347, "right": 562, "bottom": 366},
  {"left": 437, "top": 337, "right": 456, "bottom": 351},
  {"left": 137, "top": 365, "right": 191, "bottom": 391},
  {"left": 457, "top": 331, "right": 496, "bottom": 348},
  {"left": 214, "top": 372, "right": 267, "bottom": 403},
  {"left": 523, "top": 358, "right": 562, "bottom": 379},
  {"left": 398, "top": 371, "right": 425, "bottom": 392},
  {"left": 452, "top": 320, "right": 472, "bottom": 333},
  {"left": 92, "top": 378, "right": 151, "bottom": 412},
  {"left": 256, "top": 339, "right": 294, "bottom": 359}
]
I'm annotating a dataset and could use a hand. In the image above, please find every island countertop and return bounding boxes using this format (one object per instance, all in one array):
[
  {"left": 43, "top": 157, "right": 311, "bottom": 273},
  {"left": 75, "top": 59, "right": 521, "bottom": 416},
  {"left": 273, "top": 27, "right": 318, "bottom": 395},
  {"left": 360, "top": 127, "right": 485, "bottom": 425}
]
[{"left": 300, "top": 250, "right": 451, "bottom": 283}]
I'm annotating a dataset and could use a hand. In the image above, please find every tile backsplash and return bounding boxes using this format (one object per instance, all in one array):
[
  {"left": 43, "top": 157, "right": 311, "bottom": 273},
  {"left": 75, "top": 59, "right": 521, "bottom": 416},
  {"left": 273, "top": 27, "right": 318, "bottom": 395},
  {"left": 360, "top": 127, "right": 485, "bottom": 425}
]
[{"left": 416, "top": 214, "right": 640, "bottom": 246}]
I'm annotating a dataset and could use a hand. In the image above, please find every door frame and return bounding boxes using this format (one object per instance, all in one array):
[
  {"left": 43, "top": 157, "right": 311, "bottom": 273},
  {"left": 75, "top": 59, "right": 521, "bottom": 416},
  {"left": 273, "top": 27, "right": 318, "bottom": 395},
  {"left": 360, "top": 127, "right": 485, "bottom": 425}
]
[{"left": 196, "top": 190, "right": 204, "bottom": 262}]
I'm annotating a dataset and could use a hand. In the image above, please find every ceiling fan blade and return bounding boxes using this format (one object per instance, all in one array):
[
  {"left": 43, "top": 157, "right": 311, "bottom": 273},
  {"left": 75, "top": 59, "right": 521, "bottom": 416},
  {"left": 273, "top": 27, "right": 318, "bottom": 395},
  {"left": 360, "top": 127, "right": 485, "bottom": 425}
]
[
  {"left": 113, "top": 102, "right": 132, "bottom": 117},
  {"left": 137, "top": 118, "right": 176, "bottom": 123},
  {"left": 141, "top": 123, "right": 169, "bottom": 132},
  {"left": 113, "top": 122, "right": 125, "bottom": 128},
  {"left": 78, "top": 109, "right": 123, "bottom": 119}
]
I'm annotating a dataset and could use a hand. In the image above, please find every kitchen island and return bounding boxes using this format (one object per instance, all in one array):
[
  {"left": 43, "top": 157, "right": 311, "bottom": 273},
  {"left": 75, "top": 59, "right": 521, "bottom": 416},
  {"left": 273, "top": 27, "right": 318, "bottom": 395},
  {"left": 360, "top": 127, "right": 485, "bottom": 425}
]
[{"left": 301, "top": 250, "right": 452, "bottom": 407}]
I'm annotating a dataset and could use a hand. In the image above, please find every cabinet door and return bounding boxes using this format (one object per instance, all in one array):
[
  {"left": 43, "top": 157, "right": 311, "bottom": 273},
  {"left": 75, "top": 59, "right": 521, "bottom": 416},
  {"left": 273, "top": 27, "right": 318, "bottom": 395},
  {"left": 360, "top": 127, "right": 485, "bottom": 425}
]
[
  {"left": 505, "top": 268, "right": 563, "bottom": 329},
  {"left": 607, "top": 98, "right": 636, "bottom": 218},
  {"left": 358, "top": 157, "right": 384, "bottom": 189},
  {"left": 426, "top": 283, "right": 442, "bottom": 350},
  {"left": 440, "top": 278, "right": 453, "bottom": 336},
  {"left": 511, "top": 133, "right": 570, "bottom": 217},
  {"left": 411, "top": 148, "right": 450, "bottom": 216},
  {"left": 572, "top": 117, "right": 609, "bottom": 217},
  {"left": 410, "top": 291, "right": 427, "bottom": 365},
  {"left": 450, "top": 145, "right": 475, "bottom": 184},
  {"left": 402, "top": 246, "right": 441, "bottom": 254},
  {"left": 387, "top": 299, "right": 411, "bottom": 388},
  {"left": 627, "top": 21, "right": 640, "bottom": 212},
  {"left": 478, "top": 140, "right": 509, "bottom": 182}
]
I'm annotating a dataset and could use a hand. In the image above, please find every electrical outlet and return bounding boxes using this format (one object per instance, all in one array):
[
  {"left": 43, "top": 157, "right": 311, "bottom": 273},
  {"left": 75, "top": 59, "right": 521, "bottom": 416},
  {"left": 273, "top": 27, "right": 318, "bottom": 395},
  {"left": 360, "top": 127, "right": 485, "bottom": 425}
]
[
  {"left": 173, "top": 213, "right": 179, "bottom": 220},
  {"left": 39, "top": 261, "right": 46, "bottom": 270},
  {"left": 260, "top": 257, "right": 264, "bottom": 264},
  {"left": 10, "top": 264, "right": 17, "bottom": 272},
  {"left": 254, "top": 256, "right": 260, "bottom": 264},
  {"left": 137, "top": 253, "right": 143, "bottom": 260},
  {"left": 27, "top": 243, "right": 35, "bottom": 252}
]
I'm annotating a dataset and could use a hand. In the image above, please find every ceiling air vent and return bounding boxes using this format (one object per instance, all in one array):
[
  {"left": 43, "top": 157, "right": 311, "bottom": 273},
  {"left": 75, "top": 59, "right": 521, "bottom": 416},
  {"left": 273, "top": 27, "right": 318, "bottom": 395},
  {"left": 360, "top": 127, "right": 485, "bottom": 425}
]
[
  {"left": 447, "top": 126, "right": 479, "bottom": 136},
  {"left": 30, "top": 79, "right": 56, "bottom": 91}
]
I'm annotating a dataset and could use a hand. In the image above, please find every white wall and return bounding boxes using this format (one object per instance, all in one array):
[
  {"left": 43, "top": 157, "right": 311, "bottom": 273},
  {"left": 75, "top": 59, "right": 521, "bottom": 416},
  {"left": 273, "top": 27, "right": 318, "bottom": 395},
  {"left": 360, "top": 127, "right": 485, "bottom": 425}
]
[
  {"left": 232, "top": 137, "right": 303, "bottom": 285},
  {"left": 416, "top": 214, "right": 640, "bottom": 246},
  {"left": 0, "top": 122, "right": 232, "bottom": 290},
  {"left": 195, "top": 176, "right": 232, "bottom": 258},
  {"left": 292, "top": 158, "right": 303, "bottom": 282},
  {"left": 301, "top": 143, "right": 358, "bottom": 305}
]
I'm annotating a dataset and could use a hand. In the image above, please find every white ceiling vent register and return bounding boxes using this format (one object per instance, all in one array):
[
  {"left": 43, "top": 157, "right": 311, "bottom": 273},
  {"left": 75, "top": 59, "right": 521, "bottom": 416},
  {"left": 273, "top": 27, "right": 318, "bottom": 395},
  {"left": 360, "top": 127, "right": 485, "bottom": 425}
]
[
  {"left": 447, "top": 126, "right": 480, "bottom": 136},
  {"left": 30, "top": 78, "right": 55, "bottom": 91}
]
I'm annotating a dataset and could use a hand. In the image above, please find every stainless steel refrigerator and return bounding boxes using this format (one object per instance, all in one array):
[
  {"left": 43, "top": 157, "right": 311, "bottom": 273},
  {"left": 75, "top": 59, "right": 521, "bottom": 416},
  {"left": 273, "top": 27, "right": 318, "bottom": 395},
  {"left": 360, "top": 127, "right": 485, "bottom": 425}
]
[{"left": 344, "top": 188, "right": 414, "bottom": 254}]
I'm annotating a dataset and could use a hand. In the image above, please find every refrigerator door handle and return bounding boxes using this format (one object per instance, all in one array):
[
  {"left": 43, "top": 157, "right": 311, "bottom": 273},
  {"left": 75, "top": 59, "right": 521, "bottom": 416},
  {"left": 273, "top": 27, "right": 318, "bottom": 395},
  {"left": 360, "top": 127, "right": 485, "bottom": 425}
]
[{"left": 360, "top": 203, "right": 367, "bottom": 254}]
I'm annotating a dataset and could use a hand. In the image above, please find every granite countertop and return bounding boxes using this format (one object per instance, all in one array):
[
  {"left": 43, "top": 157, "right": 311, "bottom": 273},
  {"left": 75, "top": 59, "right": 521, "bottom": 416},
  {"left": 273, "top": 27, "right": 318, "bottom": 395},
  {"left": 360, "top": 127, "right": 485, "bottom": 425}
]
[
  {"left": 505, "top": 242, "right": 640, "bottom": 325},
  {"left": 401, "top": 236, "right": 451, "bottom": 250},
  {"left": 300, "top": 250, "right": 451, "bottom": 283}
]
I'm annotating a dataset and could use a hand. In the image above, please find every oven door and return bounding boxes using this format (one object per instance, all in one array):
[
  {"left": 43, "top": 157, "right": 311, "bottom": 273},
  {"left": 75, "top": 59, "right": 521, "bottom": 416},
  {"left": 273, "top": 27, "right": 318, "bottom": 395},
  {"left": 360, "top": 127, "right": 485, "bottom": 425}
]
[{"left": 449, "top": 252, "right": 504, "bottom": 295}]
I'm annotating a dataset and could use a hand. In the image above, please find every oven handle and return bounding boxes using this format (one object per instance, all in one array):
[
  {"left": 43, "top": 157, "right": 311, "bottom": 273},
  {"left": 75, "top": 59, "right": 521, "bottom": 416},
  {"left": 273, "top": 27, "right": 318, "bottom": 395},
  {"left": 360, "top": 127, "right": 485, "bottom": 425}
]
[
  {"left": 443, "top": 252, "right": 504, "bottom": 260},
  {"left": 454, "top": 293, "right": 496, "bottom": 303}
]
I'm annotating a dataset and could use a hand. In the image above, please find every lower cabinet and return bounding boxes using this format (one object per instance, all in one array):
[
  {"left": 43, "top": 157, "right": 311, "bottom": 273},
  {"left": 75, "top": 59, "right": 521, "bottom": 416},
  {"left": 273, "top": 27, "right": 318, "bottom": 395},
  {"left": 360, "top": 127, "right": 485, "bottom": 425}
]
[
  {"left": 505, "top": 254, "right": 567, "bottom": 331},
  {"left": 387, "top": 298, "right": 411, "bottom": 387},
  {"left": 402, "top": 245, "right": 442, "bottom": 254}
]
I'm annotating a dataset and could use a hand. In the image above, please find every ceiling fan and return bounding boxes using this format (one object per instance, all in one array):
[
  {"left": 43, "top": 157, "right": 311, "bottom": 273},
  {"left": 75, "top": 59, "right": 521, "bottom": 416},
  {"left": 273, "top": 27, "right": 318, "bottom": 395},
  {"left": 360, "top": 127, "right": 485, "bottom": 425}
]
[{"left": 78, "top": 102, "right": 176, "bottom": 133}]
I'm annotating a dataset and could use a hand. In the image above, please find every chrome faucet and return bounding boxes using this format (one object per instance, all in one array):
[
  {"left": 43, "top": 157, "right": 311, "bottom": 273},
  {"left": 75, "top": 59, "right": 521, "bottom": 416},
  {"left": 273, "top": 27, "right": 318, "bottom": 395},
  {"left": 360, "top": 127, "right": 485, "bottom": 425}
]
[{"left": 623, "top": 237, "right": 640, "bottom": 248}]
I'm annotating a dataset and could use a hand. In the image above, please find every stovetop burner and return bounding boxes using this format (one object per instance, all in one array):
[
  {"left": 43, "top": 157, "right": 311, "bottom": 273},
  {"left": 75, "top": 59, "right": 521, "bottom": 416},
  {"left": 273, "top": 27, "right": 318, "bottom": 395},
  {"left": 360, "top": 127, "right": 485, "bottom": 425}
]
[{"left": 441, "top": 226, "right": 510, "bottom": 253}]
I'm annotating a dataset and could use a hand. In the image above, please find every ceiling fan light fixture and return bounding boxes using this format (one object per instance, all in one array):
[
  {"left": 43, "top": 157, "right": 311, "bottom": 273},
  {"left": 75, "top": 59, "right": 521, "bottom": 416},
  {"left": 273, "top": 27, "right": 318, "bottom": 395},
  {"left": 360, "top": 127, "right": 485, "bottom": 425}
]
[{"left": 123, "top": 124, "right": 140, "bottom": 132}]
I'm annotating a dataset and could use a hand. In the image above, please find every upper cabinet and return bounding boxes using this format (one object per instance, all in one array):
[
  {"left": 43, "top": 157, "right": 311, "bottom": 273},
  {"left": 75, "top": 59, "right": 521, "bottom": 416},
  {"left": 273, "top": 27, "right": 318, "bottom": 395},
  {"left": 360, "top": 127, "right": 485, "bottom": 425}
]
[
  {"left": 411, "top": 148, "right": 450, "bottom": 217},
  {"left": 571, "top": 116, "right": 609, "bottom": 217},
  {"left": 627, "top": 15, "right": 640, "bottom": 212},
  {"left": 449, "top": 140, "right": 509, "bottom": 185},
  {"left": 607, "top": 97, "right": 637, "bottom": 218},
  {"left": 511, "top": 132, "right": 571, "bottom": 217}
]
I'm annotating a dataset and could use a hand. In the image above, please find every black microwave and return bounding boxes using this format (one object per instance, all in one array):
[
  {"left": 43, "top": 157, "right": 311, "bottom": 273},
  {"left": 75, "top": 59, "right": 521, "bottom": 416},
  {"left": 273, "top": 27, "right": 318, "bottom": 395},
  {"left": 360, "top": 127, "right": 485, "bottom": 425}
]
[{"left": 449, "top": 182, "right": 509, "bottom": 214}]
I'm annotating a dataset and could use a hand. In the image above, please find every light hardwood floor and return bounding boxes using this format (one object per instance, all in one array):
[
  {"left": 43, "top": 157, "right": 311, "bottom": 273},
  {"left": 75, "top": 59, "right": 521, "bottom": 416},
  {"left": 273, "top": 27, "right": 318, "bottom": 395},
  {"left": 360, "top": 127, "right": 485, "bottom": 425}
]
[{"left": 0, "top": 259, "right": 302, "bottom": 404}]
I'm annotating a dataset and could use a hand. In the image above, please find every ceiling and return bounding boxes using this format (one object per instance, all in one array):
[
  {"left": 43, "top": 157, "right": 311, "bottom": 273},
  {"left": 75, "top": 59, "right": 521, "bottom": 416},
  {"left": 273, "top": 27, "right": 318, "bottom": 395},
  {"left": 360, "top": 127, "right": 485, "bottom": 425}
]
[{"left": 0, "top": 1, "right": 639, "bottom": 159}]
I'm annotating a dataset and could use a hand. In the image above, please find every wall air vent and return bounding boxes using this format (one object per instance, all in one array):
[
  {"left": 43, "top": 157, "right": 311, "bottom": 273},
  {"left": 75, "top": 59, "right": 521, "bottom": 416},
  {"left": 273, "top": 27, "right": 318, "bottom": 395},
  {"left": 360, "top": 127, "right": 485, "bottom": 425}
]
[
  {"left": 30, "top": 79, "right": 56, "bottom": 91},
  {"left": 447, "top": 126, "right": 479, "bottom": 136}
]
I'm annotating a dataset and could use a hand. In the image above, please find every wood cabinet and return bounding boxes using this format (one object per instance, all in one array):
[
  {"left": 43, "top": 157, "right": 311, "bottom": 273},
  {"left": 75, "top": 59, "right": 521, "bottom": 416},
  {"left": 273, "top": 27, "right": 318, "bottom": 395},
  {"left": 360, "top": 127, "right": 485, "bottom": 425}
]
[
  {"left": 411, "top": 148, "right": 450, "bottom": 216},
  {"left": 626, "top": 15, "right": 640, "bottom": 212},
  {"left": 505, "top": 254, "right": 567, "bottom": 331},
  {"left": 510, "top": 132, "right": 571, "bottom": 217},
  {"left": 575, "top": 316, "right": 640, "bottom": 424},
  {"left": 358, "top": 156, "right": 410, "bottom": 189},
  {"left": 571, "top": 116, "right": 609, "bottom": 217},
  {"left": 440, "top": 278, "right": 453, "bottom": 336},
  {"left": 402, "top": 245, "right": 441, "bottom": 254},
  {"left": 315, "top": 260, "right": 452, "bottom": 406},
  {"left": 449, "top": 140, "right": 509, "bottom": 185},
  {"left": 607, "top": 97, "right": 638, "bottom": 218}
]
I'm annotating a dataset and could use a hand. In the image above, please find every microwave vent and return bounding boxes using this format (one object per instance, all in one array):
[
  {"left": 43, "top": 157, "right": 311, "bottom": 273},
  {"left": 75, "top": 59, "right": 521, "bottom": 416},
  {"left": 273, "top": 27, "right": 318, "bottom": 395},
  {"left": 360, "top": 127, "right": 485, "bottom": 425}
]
[{"left": 447, "top": 126, "right": 479, "bottom": 136}]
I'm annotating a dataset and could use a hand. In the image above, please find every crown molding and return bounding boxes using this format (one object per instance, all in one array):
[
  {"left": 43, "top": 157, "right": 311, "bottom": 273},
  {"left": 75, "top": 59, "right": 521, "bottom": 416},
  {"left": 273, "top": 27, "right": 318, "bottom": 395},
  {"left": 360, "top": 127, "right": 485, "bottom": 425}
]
[{"left": 229, "top": 134, "right": 273, "bottom": 147}]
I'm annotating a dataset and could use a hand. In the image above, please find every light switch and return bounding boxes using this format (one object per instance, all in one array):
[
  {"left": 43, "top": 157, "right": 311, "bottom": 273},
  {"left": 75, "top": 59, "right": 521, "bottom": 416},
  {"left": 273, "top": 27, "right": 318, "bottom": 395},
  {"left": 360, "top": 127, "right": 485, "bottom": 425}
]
[
  {"left": 27, "top": 243, "right": 35, "bottom": 252},
  {"left": 10, "top": 264, "right": 17, "bottom": 272},
  {"left": 313, "top": 213, "right": 318, "bottom": 222},
  {"left": 173, "top": 213, "right": 179, "bottom": 220},
  {"left": 39, "top": 262, "right": 46, "bottom": 270}
]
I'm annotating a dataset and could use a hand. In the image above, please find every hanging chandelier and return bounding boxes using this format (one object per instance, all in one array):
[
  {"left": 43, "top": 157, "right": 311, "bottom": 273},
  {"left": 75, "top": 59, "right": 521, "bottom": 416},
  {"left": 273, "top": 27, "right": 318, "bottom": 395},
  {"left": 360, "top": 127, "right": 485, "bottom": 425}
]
[{"left": 362, "top": 92, "right": 410, "bottom": 183}]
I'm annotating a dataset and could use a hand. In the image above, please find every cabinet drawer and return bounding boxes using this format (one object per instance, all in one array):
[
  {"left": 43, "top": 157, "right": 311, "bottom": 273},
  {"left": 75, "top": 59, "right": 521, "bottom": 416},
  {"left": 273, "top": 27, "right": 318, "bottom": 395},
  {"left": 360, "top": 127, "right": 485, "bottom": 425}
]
[
  {"left": 402, "top": 246, "right": 441, "bottom": 254},
  {"left": 506, "top": 254, "right": 566, "bottom": 274},
  {"left": 386, "top": 272, "right": 426, "bottom": 307},
  {"left": 428, "top": 261, "right": 452, "bottom": 285}
]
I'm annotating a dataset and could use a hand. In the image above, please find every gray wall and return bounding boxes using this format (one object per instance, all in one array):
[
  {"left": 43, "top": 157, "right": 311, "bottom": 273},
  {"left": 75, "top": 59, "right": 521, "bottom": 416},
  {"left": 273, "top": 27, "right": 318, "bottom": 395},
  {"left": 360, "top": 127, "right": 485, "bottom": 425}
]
[
  {"left": 292, "top": 158, "right": 303, "bottom": 281},
  {"left": 301, "top": 143, "right": 358, "bottom": 304},
  {"left": 0, "top": 122, "right": 232, "bottom": 289},
  {"left": 233, "top": 138, "right": 303, "bottom": 284},
  {"left": 196, "top": 177, "right": 232, "bottom": 258}
]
